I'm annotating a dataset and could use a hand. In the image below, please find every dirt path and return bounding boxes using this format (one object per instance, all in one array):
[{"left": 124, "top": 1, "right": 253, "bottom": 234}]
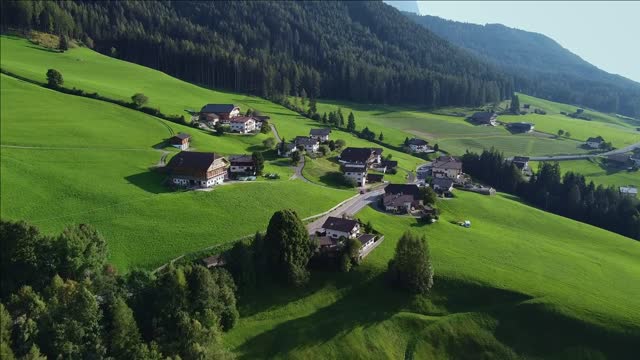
[{"left": 269, "top": 124, "right": 282, "bottom": 142}]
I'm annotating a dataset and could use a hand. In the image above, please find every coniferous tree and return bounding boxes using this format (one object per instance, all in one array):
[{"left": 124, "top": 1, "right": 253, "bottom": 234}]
[
  {"left": 347, "top": 112, "right": 356, "bottom": 132},
  {"left": 387, "top": 232, "right": 434, "bottom": 294},
  {"left": 58, "top": 34, "right": 69, "bottom": 52},
  {"left": 378, "top": 132, "right": 384, "bottom": 141},
  {"left": 510, "top": 93, "right": 521, "bottom": 114},
  {"left": 252, "top": 152, "right": 265, "bottom": 175}
]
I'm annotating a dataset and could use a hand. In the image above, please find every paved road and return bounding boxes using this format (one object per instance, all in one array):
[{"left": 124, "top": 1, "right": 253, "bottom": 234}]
[
  {"left": 269, "top": 124, "right": 282, "bottom": 142},
  {"left": 306, "top": 187, "right": 386, "bottom": 234},
  {"left": 289, "top": 156, "right": 311, "bottom": 183}
]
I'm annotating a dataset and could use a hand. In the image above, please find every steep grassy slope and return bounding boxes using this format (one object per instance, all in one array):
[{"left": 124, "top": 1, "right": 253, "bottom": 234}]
[
  {"left": 530, "top": 159, "right": 639, "bottom": 188},
  {"left": 226, "top": 192, "right": 640, "bottom": 358},
  {"left": 0, "top": 74, "right": 354, "bottom": 270}
]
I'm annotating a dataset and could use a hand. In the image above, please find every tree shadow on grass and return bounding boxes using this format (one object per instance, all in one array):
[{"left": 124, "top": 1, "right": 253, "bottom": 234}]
[
  {"left": 26, "top": 45, "right": 60, "bottom": 53},
  {"left": 124, "top": 171, "right": 172, "bottom": 194},
  {"left": 319, "top": 172, "right": 352, "bottom": 189},
  {"left": 236, "top": 272, "right": 410, "bottom": 359}
]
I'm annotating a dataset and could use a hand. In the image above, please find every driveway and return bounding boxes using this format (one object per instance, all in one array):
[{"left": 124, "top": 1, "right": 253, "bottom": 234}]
[{"left": 306, "top": 187, "right": 386, "bottom": 234}]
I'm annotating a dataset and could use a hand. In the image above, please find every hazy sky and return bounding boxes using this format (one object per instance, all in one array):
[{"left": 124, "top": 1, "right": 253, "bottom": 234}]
[{"left": 410, "top": 1, "right": 640, "bottom": 83}]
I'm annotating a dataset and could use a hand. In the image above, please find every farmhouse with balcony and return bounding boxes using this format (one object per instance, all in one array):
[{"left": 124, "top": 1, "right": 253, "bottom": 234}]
[
  {"left": 169, "top": 133, "right": 191, "bottom": 150},
  {"left": 277, "top": 142, "right": 298, "bottom": 157},
  {"left": 343, "top": 164, "right": 368, "bottom": 187},
  {"left": 339, "top": 147, "right": 383, "bottom": 166},
  {"left": 469, "top": 112, "right": 498, "bottom": 126},
  {"left": 407, "top": 138, "right": 432, "bottom": 153},
  {"left": 431, "top": 155, "right": 463, "bottom": 179},
  {"left": 165, "top": 151, "right": 228, "bottom": 188},
  {"left": 228, "top": 155, "right": 256, "bottom": 177},
  {"left": 322, "top": 217, "right": 360, "bottom": 239},
  {"left": 382, "top": 184, "right": 423, "bottom": 213},
  {"left": 229, "top": 116, "right": 256, "bottom": 134},
  {"left": 586, "top": 136, "right": 605, "bottom": 149},
  {"left": 309, "top": 128, "right": 331, "bottom": 142},
  {"left": 200, "top": 104, "right": 241, "bottom": 123},
  {"left": 294, "top": 136, "right": 320, "bottom": 153}
]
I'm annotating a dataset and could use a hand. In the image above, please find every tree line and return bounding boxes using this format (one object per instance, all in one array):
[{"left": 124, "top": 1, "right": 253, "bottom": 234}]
[
  {"left": 1, "top": 220, "right": 237, "bottom": 359},
  {"left": 2, "top": 0, "right": 513, "bottom": 108},
  {"left": 461, "top": 149, "right": 640, "bottom": 240}
]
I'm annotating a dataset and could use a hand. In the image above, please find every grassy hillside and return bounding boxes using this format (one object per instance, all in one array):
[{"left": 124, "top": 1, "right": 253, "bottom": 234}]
[
  {"left": 530, "top": 158, "right": 639, "bottom": 188},
  {"left": 0, "top": 74, "right": 356, "bottom": 270},
  {"left": 226, "top": 192, "right": 640, "bottom": 358}
]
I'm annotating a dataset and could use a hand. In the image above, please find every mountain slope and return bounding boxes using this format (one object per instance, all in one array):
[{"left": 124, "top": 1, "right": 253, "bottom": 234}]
[
  {"left": 1, "top": 0, "right": 512, "bottom": 107},
  {"left": 405, "top": 13, "right": 640, "bottom": 118}
]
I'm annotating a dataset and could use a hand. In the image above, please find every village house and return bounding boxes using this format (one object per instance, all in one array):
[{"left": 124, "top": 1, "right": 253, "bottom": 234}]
[
  {"left": 586, "top": 136, "right": 605, "bottom": 149},
  {"left": 631, "top": 153, "right": 640, "bottom": 166},
  {"left": 169, "top": 133, "right": 191, "bottom": 150},
  {"left": 343, "top": 164, "right": 368, "bottom": 187},
  {"left": 432, "top": 177, "right": 455, "bottom": 194},
  {"left": 507, "top": 122, "right": 535, "bottom": 133},
  {"left": 366, "top": 173, "right": 384, "bottom": 184},
  {"left": 356, "top": 234, "right": 376, "bottom": 257},
  {"left": 431, "top": 155, "right": 463, "bottom": 179},
  {"left": 277, "top": 142, "right": 298, "bottom": 157},
  {"left": 309, "top": 128, "right": 331, "bottom": 142},
  {"left": 200, "top": 255, "right": 226, "bottom": 268},
  {"left": 200, "top": 104, "right": 241, "bottom": 123},
  {"left": 322, "top": 216, "right": 360, "bottom": 239},
  {"left": 619, "top": 186, "right": 638, "bottom": 198},
  {"left": 228, "top": 155, "right": 256, "bottom": 176},
  {"left": 606, "top": 153, "right": 631, "bottom": 167},
  {"left": 294, "top": 136, "right": 320, "bottom": 153},
  {"left": 383, "top": 184, "right": 423, "bottom": 214},
  {"left": 165, "top": 151, "right": 228, "bottom": 188},
  {"left": 469, "top": 112, "right": 498, "bottom": 126},
  {"left": 511, "top": 156, "right": 530, "bottom": 173},
  {"left": 407, "top": 138, "right": 433, "bottom": 153},
  {"left": 201, "top": 113, "right": 220, "bottom": 127},
  {"left": 229, "top": 116, "right": 256, "bottom": 134},
  {"left": 339, "top": 147, "right": 383, "bottom": 166}
]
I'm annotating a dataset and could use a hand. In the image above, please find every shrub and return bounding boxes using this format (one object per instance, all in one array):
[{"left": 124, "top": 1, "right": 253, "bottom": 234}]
[{"left": 46, "top": 69, "right": 63, "bottom": 87}]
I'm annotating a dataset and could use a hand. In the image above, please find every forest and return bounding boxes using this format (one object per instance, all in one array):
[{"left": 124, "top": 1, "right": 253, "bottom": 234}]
[
  {"left": 1, "top": 0, "right": 513, "bottom": 108},
  {"left": 461, "top": 149, "right": 640, "bottom": 240}
]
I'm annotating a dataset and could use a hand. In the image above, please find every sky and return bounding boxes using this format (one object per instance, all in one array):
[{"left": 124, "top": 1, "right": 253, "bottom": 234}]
[{"left": 388, "top": 1, "right": 640, "bottom": 83}]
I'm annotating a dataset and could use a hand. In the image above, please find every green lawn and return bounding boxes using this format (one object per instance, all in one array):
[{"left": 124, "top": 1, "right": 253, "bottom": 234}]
[
  {"left": 225, "top": 192, "right": 640, "bottom": 359},
  {"left": 530, "top": 159, "right": 639, "bottom": 188},
  {"left": 0, "top": 75, "right": 353, "bottom": 271}
]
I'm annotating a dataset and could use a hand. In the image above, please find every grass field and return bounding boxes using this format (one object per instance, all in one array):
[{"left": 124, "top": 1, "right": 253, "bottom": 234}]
[
  {"left": 530, "top": 158, "right": 639, "bottom": 188},
  {"left": 0, "top": 74, "right": 353, "bottom": 271},
  {"left": 225, "top": 192, "right": 640, "bottom": 359}
]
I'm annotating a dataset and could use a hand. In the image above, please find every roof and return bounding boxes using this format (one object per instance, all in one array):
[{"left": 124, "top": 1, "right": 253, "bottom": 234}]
[
  {"left": 173, "top": 133, "right": 191, "bottom": 140},
  {"left": 513, "top": 156, "right": 530, "bottom": 162},
  {"left": 432, "top": 156, "right": 463, "bottom": 170},
  {"left": 166, "top": 151, "right": 224, "bottom": 172},
  {"left": 322, "top": 217, "right": 359, "bottom": 233},
  {"left": 279, "top": 142, "right": 297, "bottom": 151},
  {"left": 230, "top": 116, "right": 254, "bottom": 123},
  {"left": 343, "top": 165, "right": 367, "bottom": 173},
  {"left": 508, "top": 122, "right": 534, "bottom": 129},
  {"left": 383, "top": 193, "right": 415, "bottom": 207},
  {"left": 316, "top": 236, "right": 338, "bottom": 247},
  {"left": 620, "top": 186, "right": 638, "bottom": 195},
  {"left": 200, "top": 104, "right": 238, "bottom": 113},
  {"left": 470, "top": 112, "right": 497, "bottom": 122},
  {"left": 407, "top": 138, "right": 428, "bottom": 146},
  {"left": 586, "top": 136, "right": 604, "bottom": 143},
  {"left": 381, "top": 160, "right": 398, "bottom": 168},
  {"left": 366, "top": 173, "right": 384, "bottom": 182},
  {"left": 229, "top": 155, "right": 254, "bottom": 164},
  {"left": 385, "top": 184, "right": 421, "bottom": 198},
  {"left": 294, "top": 136, "right": 319, "bottom": 146},
  {"left": 607, "top": 153, "right": 630, "bottom": 163},
  {"left": 433, "top": 178, "right": 454, "bottom": 189},
  {"left": 310, "top": 128, "right": 331, "bottom": 136},
  {"left": 201, "top": 255, "right": 226, "bottom": 268},
  {"left": 357, "top": 234, "right": 376, "bottom": 245},
  {"left": 339, "top": 147, "right": 382, "bottom": 163}
]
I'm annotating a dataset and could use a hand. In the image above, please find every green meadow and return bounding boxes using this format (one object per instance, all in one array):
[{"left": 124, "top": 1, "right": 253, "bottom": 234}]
[
  {"left": 226, "top": 192, "right": 640, "bottom": 358},
  {"left": 530, "top": 158, "right": 639, "bottom": 188},
  {"left": 0, "top": 74, "right": 354, "bottom": 271}
]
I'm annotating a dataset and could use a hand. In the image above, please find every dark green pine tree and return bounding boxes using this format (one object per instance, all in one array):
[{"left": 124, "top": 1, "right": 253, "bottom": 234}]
[
  {"left": 378, "top": 132, "right": 384, "bottom": 141},
  {"left": 58, "top": 34, "right": 69, "bottom": 52},
  {"left": 510, "top": 93, "right": 521, "bottom": 114},
  {"left": 252, "top": 152, "right": 265, "bottom": 175},
  {"left": 347, "top": 112, "right": 356, "bottom": 132},
  {"left": 386, "top": 232, "right": 434, "bottom": 294}
]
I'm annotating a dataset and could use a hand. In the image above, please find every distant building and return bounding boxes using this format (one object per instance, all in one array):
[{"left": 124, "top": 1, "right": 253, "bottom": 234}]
[
  {"left": 469, "top": 112, "right": 498, "bottom": 126},
  {"left": 201, "top": 113, "right": 220, "bottom": 127},
  {"left": 229, "top": 116, "right": 256, "bottom": 134},
  {"left": 201, "top": 255, "right": 226, "bottom": 268},
  {"left": 630, "top": 153, "right": 640, "bottom": 166},
  {"left": 586, "top": 136, "right": 604, "bottom": 149},
  {"left": 321, "top": 217, "right": 360, "bottom": 239},
  {"left": 619, "top": 186, "right": 638, "bottom": 198},
  {"left": 169, "top": 133, "right": 191, "bottom": 150},
  {"left": 432, "top": 178, "right": 454, "bottom": 194},
  {"left": 431, "top": 155, "right": 463, "bottom": 179},
  {"left": 511, "top": 156, "right": 530, "bottom": 173},
  {"left": 309, "top": 128, "right": 331, "bottom": 142},
  {"left": 165, "top": 151, "right": 228, "bottom": 188},
  {"left": 407, "top": 138, "right": 432, "bottom": 153},
  {"left": 228, "top": 155, "right": 256, "bottom": 176},
  {"left": 277, "top": 142, "right": 298, "bottom": 157},
  {"left": 507, "top": 122, "right": 535, "bottom": 133},
  {"left": 343, "top": 164, "right": 368, "bottom": 187},
  {"left": 294, "top": 136, "right": 320, "bottom": 153},
  {"left": 606, "top": 153, "right": 631, "bottom": 166},
  {"left": 200, "top": 104, "right": 240, "bottom": 121}
]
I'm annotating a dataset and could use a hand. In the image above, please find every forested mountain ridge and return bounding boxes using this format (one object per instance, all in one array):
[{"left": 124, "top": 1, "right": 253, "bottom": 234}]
[
  {"left": 405, "top": 13, "right": 640, "bottom": 118},
  {"left": 1, "top": 0, "right": 513, "bottom": 107}
]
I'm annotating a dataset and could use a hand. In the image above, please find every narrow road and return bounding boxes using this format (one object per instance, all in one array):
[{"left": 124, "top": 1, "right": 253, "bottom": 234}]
[
  {"left": 306, "top": 187, "right": 386, "bottom": 234},
  {"left": 269, "top": 124, "right": 282, "bottom": 142},
  {"left": 289, "top": 156, "right": 311, "bottom": 182}
]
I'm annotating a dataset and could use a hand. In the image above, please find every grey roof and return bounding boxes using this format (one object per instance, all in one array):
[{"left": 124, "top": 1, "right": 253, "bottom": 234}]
[
  {"left": 366, "top": 173, "right": 384, "bottom": 182},
  {"left": 607, "top": 153, "right": 630, "bottom": 163},
  {"left": 316, "top": 236, "right": 338, "bottom": 247},
  {"left": 340, "top": 147, "right": 382, "bottom": 163},
  {"left": 408, "top": 138, "right": 428, "bottom": 146},
  {"left": 383, "top": 193, "right": 415, "bottom": 207},
  {"left": 310, "top": 128, "right": 331, "bottom": 136},
  {"left": 357, "top": 234, "right": 376, "bottom": 245},
  {"left": 294, "top": 136, "right": 319, "bottom": 146},
  {"left": 343, "top": 165, "right": 366, "bottom": 173},
  {"left": 173, "top": 132, "right": 191, "bottom": 140},
  {"left": 166, "top": 152, "right": 224, "bottom": 172},
  {"left": 470, "top": 112, "right": 497, "bottom": 122},
  {"left": 432, "top": 156, "right": 463, "bottom": 170},
  {"left": 322, "top": 217, "right": 358, "bottom": 233},
  {"left": 513, "top": 156, "right": 530, "bottom": 162},
  {"left": 586, "top": 136, "right": 604, "bottom": 143},
  {"left": 200, "top": 104, "right": 238, "bottom": 113},
  {"left": 279, "top": 142, "right": 297, "bottom": 151},
  {"left": 385, "top": 184, "right": 421, "bottom": 198},
  {"left": 201, "top": 255, "right": 226, "bottom": 268},
  {"left": 229, "top": 155, "right": 254, "bottom": 165},
  {"left": 381, "top": 160, "right": 398, "bottom": 168},
  {"left": 432, "top": 178, "right": 454, "bottom": 189}
]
